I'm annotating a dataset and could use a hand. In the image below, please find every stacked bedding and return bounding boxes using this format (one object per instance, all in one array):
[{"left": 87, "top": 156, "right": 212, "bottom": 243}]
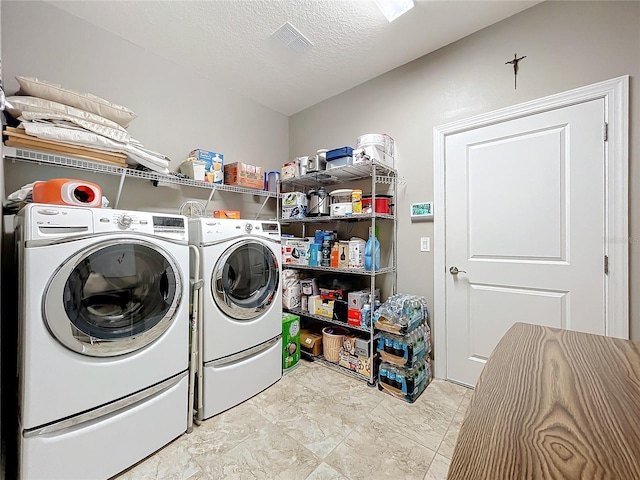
[{"left": 4, "top": 77, "right": 170, "bottom": 174}]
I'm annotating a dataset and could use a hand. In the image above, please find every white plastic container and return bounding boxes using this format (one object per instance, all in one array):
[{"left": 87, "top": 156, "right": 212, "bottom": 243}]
[
  {"left": 326, "top": 156, "right": 353, "bottom": 169},
  {"left": 179, "top": 159, "right": 206, "bottom": 181},
  {"left": 331, "top": 202, "right": 353, "bottom": 216},
  {"left": 356, "top": 133, "right": 394, "bottom": 157},
  {"left": 356, "top": 133, "right": 395, "bottom": 169},
  {"left": 330, "top": 189, "right": 353, "bottom": 216},
  {"left": 329, "top": 188, "right": 353, "bottom": 203}
]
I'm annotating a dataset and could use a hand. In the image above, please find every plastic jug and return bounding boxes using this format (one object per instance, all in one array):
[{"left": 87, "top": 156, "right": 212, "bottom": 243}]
[{"left": 365, "top": 227, "right": 380, "bottom": 271}]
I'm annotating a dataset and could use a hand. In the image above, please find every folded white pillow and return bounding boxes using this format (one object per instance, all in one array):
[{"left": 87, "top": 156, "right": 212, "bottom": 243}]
[
  {"left": 16, "top": 76, "right": 137, "bottom": 128},
  {"left": 7, "top": 96, "right": 129, "bottom": 132}
]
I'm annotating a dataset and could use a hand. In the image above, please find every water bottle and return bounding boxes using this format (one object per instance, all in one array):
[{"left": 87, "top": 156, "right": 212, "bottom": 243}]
[
  {"left": 396, "top": 367, "right": 405, "bottom": 393},
  {"left": 406, "top": 366, "right": 415, "bottom": 394},
  {"left": 384, "top": 335, "right": 394, "bottom": 354},
  {"left": 393, "top": 336, "right": 404, "bottom": 358},
  {"left": 405, "top": 332, "right": 414, "bottom": 365},
  {"left": 387, "top": 366, "right": 397, "bottom": 389},
  {"left": 379, "top": 364, "right": 388, "bottom": 386},
  {"left": 361, "top": 303, "right": 371, "bottom": 329}
]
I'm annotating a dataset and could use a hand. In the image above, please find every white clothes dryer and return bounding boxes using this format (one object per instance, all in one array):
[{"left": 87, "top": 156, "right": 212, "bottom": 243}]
[
  {"left": 189, "top": 218, "right": 282, "bottom": 419},
  {"left": 16, "top": 204, "right": 190, "bottom": 480}
]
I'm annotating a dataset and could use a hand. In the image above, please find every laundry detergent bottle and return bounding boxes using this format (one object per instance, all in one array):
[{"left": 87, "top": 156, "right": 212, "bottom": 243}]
[{"left": 365, "top": 226, "right": 380, "bottom": 271}]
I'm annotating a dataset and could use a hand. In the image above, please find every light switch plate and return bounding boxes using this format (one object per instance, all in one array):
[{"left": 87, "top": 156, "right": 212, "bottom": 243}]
[{"left": 420, "top": 237, "right": 430, "bottom": 252}]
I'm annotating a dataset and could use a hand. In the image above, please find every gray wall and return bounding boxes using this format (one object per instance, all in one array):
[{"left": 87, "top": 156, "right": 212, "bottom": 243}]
[
  {"left": 1, "top": 1, "right": 287, "bottom": 217},
  {"left": 289, "top": 2, "right": 640, "bottom": 339}
]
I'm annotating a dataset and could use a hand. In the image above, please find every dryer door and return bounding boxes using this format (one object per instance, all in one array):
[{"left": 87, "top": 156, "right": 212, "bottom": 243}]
[
  {"left": 212, "top": 239, "right": 279, "bottom": 321},
  {"left": 43, "top": 239, "right": 182, "bottom": 357}
]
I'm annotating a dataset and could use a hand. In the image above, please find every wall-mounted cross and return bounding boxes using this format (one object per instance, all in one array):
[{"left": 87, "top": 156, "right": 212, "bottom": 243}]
[{"left": 505, "top": 53, "right": 526, "bottom": 90}]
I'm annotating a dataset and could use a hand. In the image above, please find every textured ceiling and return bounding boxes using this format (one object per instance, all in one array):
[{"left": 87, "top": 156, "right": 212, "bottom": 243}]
[{"left": 47, "top": 0, "right": 541, "bottom": 116}]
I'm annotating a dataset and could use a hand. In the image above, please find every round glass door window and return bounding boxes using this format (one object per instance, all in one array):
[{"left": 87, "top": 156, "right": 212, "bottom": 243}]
[
  {"left": 212, "top": 240, "right": 279, "bottom": 320},
  {"left": 44, "top": 240, "right": 182, "bottom": 357}
]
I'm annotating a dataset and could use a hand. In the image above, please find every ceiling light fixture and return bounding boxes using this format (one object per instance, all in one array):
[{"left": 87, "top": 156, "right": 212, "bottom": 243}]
[{"left": 374, "top": 0, "right": 415, "bottom": 22}]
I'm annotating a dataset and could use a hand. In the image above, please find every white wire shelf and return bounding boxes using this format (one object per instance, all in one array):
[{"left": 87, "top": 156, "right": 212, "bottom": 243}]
[
  {"left": 301, "top": 353, "right": 372, "bottom": 384},
  {"left": 280, "top": 212, "right": 395, "bottom": 224},
  {"left": 280, "top": 161, "right": 397, "bottom": 188},
  {"left": 4, "top": 147, "right": 279, "bottom": 198},
  {"left": 283, "top": 264, "right": 395, "bottom": 276}
]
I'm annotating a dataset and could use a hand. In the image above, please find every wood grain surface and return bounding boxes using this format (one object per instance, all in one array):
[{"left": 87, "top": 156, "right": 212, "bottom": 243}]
[
  {"left": 4, "top": 127, "right": 128, "bottom": 166},
  {"left": 447, "top": 323, "right": 640, "bottom": 480}
]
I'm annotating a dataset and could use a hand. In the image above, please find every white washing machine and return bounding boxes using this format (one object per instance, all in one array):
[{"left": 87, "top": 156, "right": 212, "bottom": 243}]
[
  {"left": 16, "top": 204, "right": 190, "bottom": 480},
  {"left": 189, "top": 218, "right": 282, "bottom": 419}
]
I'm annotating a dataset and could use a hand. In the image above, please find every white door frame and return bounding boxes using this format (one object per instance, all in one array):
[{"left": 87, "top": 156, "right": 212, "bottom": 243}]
[{"left": 433, "top": 76, "right": 629, "bottom": 380}]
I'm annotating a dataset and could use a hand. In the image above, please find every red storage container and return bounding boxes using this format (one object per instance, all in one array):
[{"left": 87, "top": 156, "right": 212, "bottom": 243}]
[{"left": 362, "top": 194, "right": 393, "bottom": 214}]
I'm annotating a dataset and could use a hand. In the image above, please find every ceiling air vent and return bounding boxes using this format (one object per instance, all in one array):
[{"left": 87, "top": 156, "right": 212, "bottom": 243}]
[{"left": 272, "top": 22, "right": 313, "bottom": 54}]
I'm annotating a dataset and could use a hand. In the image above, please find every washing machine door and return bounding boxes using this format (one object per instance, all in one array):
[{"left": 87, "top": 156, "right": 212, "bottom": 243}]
[
  {"left": 212, "top": 239, "right": 279, "bottom": 321},
  {"left": 43, "top": 239, "right": 182, "bottom": 357}
]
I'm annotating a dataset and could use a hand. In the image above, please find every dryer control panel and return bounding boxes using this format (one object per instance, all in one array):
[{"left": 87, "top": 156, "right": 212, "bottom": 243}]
[{"left": 189, "top": 218, "right": 280, "bottom": 244}]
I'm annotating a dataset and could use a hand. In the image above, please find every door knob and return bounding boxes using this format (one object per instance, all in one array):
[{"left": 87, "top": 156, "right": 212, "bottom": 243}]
[{"left": 449, "top": 266, "right": 467, "bottom": 275}]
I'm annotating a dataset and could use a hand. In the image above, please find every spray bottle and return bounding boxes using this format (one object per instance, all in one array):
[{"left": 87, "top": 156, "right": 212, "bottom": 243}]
[{"left": 364, "top": 226, "right": 380, "bottom": 271}]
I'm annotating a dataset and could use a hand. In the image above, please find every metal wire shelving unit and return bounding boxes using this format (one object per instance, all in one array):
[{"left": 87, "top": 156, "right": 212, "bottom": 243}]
[{"left": 279, "top": 159, "right": 398, "bottom": 386}]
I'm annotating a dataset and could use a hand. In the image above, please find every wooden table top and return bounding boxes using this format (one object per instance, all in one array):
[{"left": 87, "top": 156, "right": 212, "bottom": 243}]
[{"left": 447, "top": 322, "right": 640, "bottom": 480}]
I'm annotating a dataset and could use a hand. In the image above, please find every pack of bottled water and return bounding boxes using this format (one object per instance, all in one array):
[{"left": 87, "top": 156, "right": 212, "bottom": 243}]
[
  {"left": 373, "top": 294, "right": 429, "bottom": 335},
  {"left": 376, "top": 323, "right": 431, "bottom": 368},
  {"left": 378, "top": 356, "right": 432, "bottom": 403}
]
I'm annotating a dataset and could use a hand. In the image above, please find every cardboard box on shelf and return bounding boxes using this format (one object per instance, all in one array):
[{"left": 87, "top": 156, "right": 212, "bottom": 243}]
[
  {"left": 300, "top": 329, "right": 323, "bottom": 356},
  {"left": 213, "top": 210, "right": 241, "bottom": 219},
  {"left": 282, "top": 238, "right": 310, "bottom": 265},
  {"left": 342, "top": 334, "right": 357, "bottom": 356},
  {"left": 354, "top": 337, "right": 371, "bottom": 357},
  {"left": 190, "top": 149, "right": 224, "bottom": 184},
  {"left": 338, "top": 352, "right": 372, "bottom": 378},
  {"left": 314, "top": 298, "right": 334, "bottom": 318},
  {"left": 319, "top": 288, "right": 346, "bottom": 301},
  {"left": 281, "top": 191, "right": 308, "bottom": 219},
  {"left": 348, "top": 290, "right": 369, "bottom": 310},
  {"left": 357, "top": 355, "right": 372, "bottom": 377},
  {"left": 224, "top": 162, "right": 264, "bottom": 189},
  {"left": 348, "top": 238, "right": 366, "bottom": 268},
  {"left": 348, "top": 308, "right": 362, "bottom": 327},
  {"left": 338, "top": 241, "right": 349, "bottom": 268},
  {"left": 282, "top": 283, "right": 301, "bottom": 309}
]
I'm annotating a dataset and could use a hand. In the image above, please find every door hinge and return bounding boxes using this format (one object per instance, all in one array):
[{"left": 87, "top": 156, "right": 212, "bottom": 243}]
[
  {"left": 604, "top": 255, "right": 609, "bottom": 275},
  {"left": 603, "top": 122, "right": 608, "bottom": 142}
]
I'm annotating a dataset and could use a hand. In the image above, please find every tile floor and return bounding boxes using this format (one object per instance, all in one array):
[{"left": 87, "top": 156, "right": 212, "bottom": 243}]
[{"left": 116, "top": 359, "right": 471, "bottom": 480}]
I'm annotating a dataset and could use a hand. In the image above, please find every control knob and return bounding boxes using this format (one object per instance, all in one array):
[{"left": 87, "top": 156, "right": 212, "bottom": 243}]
[
  {"left": 245, "top": 223, "right": 253, "bottom": 233},
  {"left": 118, "top": 214, "right": 133, "bottom": 228}
]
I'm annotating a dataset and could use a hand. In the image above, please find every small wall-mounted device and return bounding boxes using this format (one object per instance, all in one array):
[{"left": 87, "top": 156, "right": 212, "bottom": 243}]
[{"left": 410, "top": 202, "right": 433, "bottom": 222}]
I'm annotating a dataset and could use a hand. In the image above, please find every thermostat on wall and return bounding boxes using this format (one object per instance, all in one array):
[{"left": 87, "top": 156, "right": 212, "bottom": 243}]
[{"left": 410, "top": 202, "right": 433, "bottom": 221}]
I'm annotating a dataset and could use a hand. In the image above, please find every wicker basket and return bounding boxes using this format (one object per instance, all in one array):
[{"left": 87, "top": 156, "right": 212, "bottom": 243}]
[{"left": 322, "top": 327, "right": 348, "bottom": 363}]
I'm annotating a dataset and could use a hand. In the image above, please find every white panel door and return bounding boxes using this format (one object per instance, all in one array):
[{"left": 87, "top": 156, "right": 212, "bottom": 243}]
[{"left": 445, "top": 98, "right": 606, "bottom": 386}]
